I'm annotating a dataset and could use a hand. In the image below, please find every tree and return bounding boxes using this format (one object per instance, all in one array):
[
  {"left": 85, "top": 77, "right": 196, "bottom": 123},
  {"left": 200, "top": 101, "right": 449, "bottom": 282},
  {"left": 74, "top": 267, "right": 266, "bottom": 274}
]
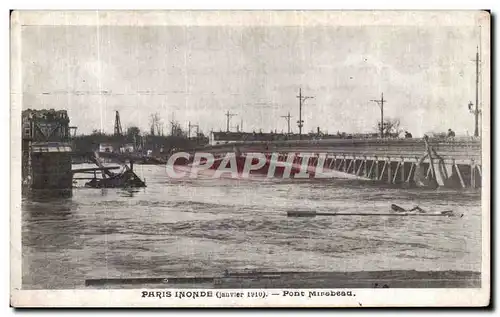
[
  {"left": 127, "top": 126, "right": 140, "bottom": 138},
  {"left": 376, "top": 118, "right": 401, "bottom": 137},
  {"left": 149, "top": 113, "right": 162, "bottom": 136},
  {"left": 126, "top": 126, "right": 141, "bottom": 144}
]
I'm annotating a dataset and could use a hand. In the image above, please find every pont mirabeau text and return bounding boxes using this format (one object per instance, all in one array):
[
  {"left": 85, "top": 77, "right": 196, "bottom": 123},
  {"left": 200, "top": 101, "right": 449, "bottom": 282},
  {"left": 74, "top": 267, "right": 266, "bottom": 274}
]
[{"left": 283, "top": 290, "right": 355, "bottom": 298}]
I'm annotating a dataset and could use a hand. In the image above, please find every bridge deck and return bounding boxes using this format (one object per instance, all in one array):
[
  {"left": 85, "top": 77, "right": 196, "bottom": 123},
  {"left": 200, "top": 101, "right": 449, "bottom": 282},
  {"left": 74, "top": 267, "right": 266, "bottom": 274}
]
[{"left": 198, "top": 138, "right": 482, "bottom": 164}]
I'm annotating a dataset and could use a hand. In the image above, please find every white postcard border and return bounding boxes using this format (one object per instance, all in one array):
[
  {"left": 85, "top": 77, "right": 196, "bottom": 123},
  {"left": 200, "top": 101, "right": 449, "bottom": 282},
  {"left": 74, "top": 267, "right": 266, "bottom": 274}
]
[{"left": 10, "top": 10, "right": 491, "bottom": 307}]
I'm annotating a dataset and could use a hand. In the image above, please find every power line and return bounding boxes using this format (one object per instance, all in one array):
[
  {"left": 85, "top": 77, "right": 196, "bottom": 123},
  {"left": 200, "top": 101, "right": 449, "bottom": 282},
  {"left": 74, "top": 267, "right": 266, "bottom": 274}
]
[{"left": 225, "top": 110, "right": 237, "bottom": 132}]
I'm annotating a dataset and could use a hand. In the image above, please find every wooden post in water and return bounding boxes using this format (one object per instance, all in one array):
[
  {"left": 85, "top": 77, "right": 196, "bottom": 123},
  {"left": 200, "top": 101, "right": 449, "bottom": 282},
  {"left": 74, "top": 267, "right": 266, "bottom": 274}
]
[
  {"left": 387, "top": 159, "right": 392, "bottom": 184},
  {"left": 400, "top": 160, "right": 406, "bottom": 183},
  {"left": 423, "top": 135, "right": 438, "bottom": 187},
  {"left": 471, "top": 162, "right": 476, "bottom": 188},
  {"left": 379, "top": 161, "right": 387, "bottom": 181},
  {"left": 329, "top": 156, "right": 335, "bottom": 169},
  {"left": 363, "top": 157, "right": 368, "bottom": 177},
  {"left": 392, "top": 161, "right": 400, "bottom": 184},
  {"left": 368, "top": 160, "right": 375, "bottom": 179},
  {"left": 455, "top": 162, "right": 465, "bottom": 188}
]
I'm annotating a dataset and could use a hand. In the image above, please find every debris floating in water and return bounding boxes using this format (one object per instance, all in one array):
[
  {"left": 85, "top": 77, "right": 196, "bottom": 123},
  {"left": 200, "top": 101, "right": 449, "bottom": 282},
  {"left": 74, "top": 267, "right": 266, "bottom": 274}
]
[{"left": 286, "top": 210, "right": 462, "bottom": 218}]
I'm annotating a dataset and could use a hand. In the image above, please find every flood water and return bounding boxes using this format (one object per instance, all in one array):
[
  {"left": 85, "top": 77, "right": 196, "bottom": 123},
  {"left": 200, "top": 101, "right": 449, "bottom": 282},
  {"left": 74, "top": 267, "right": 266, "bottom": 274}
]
[{"left": 22, "top": 164, "right": 482, "bottom": 289}]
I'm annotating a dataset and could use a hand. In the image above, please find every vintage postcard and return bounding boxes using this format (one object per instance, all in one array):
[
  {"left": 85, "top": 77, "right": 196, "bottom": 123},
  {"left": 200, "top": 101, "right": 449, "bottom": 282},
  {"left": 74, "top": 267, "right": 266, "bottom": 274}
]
[{"left": 10, "top": 10, "right": 490, "bottom": 307}]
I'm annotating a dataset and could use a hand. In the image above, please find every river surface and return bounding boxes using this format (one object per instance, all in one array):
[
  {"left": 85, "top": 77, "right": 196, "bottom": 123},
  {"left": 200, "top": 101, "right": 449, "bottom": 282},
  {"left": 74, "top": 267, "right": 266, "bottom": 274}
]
[{"left": 22, "top": 164, "right": 482, "bottom": 289}]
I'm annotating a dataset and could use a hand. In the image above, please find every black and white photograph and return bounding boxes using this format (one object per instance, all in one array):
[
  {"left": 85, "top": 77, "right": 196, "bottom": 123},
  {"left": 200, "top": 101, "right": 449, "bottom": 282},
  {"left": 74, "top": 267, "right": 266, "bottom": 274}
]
[{"left": 10, "top": 10, "right": 490, "bottom": 307}]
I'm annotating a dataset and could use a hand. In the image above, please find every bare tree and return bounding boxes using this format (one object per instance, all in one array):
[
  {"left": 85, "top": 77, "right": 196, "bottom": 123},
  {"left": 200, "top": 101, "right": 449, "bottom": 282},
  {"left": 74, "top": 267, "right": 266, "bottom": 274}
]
[
  {"left": 149, "top": 113, "right": 162, "bottom": 136},
  {"left": 376, "top": 118, "right": 401, "bottom": 138},
  {"left": 171, "top": 121, "right": 187, "bottom": 137}
]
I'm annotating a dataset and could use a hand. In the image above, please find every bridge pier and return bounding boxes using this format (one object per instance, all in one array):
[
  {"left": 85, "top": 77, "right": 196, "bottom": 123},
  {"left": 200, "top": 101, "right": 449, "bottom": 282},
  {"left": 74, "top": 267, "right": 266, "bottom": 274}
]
[{"left": 22, "top": 109, "right": 74, "bottom": 197}]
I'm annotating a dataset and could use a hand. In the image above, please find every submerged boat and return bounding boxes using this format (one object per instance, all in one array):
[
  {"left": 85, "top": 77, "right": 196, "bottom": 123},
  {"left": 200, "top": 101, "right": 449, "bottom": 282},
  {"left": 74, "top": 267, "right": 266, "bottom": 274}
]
[{"left": 83, "top": 166, "right": 146, "bottom": 188}]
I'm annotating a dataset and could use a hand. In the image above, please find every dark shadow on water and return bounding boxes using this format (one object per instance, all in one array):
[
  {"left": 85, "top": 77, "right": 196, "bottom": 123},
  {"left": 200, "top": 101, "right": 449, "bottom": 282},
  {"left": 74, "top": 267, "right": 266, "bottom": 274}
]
[
  {"left": 70, "top": 186, "right": 145, "bottom": 198},
  {"left": 118, "top": 188, "right": 142, "bottom": 198},
  {"left": 22, "top": 195, "right": 75, "bottom": 221},
  {"left": 23, "top": 189, "right": 73, "bottom": 202}
]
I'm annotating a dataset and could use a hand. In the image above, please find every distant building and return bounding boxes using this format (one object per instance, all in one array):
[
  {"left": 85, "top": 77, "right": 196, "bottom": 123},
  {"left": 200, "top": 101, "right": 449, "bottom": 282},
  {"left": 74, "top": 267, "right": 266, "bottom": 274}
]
[
  {"left": 210, "top": 131, "right": 287, "bottom": 145},
  {"left": 210, "top": 131, "right": 351, "bottom": 145},
  {"left": 120, "top": 143, "right": 135, "bottom": 153},
  {"left": 99, "top": 143, "right": 114, "bottom": 153}
]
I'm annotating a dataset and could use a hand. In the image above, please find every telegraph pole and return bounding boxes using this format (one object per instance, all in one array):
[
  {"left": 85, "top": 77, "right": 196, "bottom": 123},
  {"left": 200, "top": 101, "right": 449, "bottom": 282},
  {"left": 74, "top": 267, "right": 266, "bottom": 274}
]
[
  {"left": 473, "top": 46, "right": 480, "bottom": 137},
  {"left": 225, "top": 111, "right": 237, "bottom": 132},
  {"left": 281, "top": 112, "right": 293, "bottom": 134},
  {"left": 169, "top": 112, "right": 175, "bottom": 136},
  {"left": 371, "top": 93, "right": 387, "bottom": 138},
  {"left": 296, "top": 88, "right": 314, "bottom": 140}
]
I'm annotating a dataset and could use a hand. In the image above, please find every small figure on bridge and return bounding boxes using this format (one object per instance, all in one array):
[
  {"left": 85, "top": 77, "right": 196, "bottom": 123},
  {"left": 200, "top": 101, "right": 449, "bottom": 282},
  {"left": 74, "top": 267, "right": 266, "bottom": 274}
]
[
  {"left": 404, "top": 131, "right": 413, "bottom": 139},
  {"left": 447, "top": 128, "right": 456, "bottom": 139}
]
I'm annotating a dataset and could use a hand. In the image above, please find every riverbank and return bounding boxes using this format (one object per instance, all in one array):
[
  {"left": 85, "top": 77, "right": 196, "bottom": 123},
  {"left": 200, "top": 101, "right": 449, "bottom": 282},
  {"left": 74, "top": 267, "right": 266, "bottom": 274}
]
[{"left": 86, "top": 270, "right": 481, "bottom": 289}]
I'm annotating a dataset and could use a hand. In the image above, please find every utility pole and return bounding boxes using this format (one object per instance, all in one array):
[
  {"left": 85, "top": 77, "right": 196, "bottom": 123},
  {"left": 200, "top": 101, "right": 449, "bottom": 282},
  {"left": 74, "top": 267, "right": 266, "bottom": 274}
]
[
  {"left": 471, "top": 46, "right": 481, "bottom": 137},
  {"left": 371, "top": 93, "right": 387, "bottom": 138},
  {"left": 170, "top": 112, "right": 176, "bottom": 136},
  {"left": 296, "top": 88, "right": 314, "bottom": 139},
  {"left": 170, "top": 121, "right": 176, "bottom": 136},
  {"left": 281, "top": 112, "right": 293, "bottom": 134},
  {"left": 225, "top": 110, "right": 237, "bottom": 132},
  {"left": 475, "top": 46, "right": 479, "bottom": 137}
]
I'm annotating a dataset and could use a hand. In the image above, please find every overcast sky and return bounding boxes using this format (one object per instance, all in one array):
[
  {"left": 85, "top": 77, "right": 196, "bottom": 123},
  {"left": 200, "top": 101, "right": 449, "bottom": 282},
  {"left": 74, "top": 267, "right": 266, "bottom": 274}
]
[{"left": 21, "top": 23, "right": 483, "bottom": 137}]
